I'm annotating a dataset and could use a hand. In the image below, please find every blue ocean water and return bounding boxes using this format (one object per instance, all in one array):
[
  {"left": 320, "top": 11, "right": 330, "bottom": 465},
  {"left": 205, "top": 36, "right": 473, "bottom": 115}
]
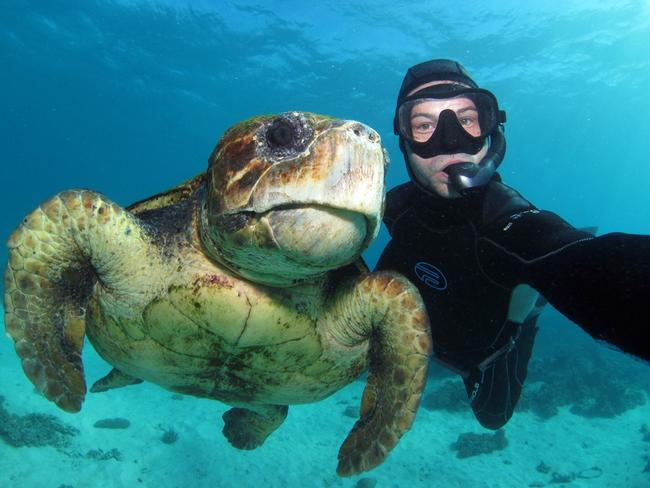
[{"left": 1, "top": 1, "right": 650, "bottom": 487}]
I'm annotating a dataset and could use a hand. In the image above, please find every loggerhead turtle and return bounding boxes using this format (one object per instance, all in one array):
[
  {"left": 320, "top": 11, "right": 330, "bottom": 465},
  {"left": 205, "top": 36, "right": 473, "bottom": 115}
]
[{"left": 3, "top": 111, "right": 431, "bottom": 476}]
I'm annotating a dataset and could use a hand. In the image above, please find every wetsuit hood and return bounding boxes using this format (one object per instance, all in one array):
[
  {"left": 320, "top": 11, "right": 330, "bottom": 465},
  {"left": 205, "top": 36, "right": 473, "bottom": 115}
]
[{"left": 396, "top": 59, "right": 478, "bottom": 100}]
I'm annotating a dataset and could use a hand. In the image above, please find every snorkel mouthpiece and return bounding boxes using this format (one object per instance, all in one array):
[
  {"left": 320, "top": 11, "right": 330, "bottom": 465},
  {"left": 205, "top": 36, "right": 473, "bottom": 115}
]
[
  {"left": 444, "top": 127, "right": 506, "bottom": 196},
  {"left": 444, "top": 161, "right": 496, "bottom": 195}
]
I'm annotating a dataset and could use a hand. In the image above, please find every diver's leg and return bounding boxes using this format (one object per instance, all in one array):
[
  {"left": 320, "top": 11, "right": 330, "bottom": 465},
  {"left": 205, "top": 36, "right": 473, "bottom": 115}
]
[
  {"left": 463, "top": 320, "right": 538, "bottom": 429},
  {"left": 222, "top": 404, "right": 288, "bottom": 449}
]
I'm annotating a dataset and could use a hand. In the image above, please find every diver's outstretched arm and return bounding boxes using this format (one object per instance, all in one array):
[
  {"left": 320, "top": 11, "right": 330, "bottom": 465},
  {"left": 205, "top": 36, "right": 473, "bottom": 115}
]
[
  {"left": 478, "top": 204, "right": 650, "bottom": 363},
  {"left": 525, "top": 232, "right": 650, "bottom": 362}
]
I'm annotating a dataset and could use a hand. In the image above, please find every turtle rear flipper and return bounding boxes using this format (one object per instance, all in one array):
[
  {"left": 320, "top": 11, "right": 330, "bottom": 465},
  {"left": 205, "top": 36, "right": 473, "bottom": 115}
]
[
  {"left": 91, "top": 368, "right": 143, "bottom": 393},
  {"left": 327, "top": 272, "right": 431, "bottom": 476},
  {"left": 4, "top": 190, "right": 156, "bottom": 412},
  {"left": 222, "top": 405, "right": 288, "bottom": 449}
]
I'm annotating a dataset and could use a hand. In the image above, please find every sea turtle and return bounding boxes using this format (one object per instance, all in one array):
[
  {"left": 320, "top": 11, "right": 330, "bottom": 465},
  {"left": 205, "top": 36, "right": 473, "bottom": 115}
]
[{"left": 4, "top": 111, "right": 431, "bottom": 476}]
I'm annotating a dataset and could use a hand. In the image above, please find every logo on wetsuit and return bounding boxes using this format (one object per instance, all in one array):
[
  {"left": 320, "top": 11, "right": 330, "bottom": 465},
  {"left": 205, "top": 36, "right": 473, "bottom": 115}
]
[{"left": 414, "top": 262, "right": 448, "bottom": 290}]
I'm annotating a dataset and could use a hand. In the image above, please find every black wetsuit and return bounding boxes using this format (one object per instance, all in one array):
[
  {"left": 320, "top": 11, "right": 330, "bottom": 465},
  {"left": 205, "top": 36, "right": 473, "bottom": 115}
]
[{"left": 376, "top": 176, "right": 650, "bottom": 429}]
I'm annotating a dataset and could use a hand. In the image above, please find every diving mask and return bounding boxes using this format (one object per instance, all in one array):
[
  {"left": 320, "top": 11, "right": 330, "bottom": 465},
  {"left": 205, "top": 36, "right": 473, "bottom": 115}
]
[{"left": 395, "top": 84, "right": 506, "bottom": 159}]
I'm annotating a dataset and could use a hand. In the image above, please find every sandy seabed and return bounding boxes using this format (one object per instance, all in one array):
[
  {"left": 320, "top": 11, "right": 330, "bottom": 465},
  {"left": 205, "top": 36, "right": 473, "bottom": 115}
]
[{"left": 1, "top": 312, "right": 649, "bottom": 488}]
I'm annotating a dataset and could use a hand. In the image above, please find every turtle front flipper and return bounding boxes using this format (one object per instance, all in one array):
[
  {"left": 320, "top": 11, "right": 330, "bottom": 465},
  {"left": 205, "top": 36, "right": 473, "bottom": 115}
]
[
  {"left": 222, "top": 405, "right": 288, "bottom": 449},
  {"left": 4, "top": 190, "right": 157, "bottom": 412},
  {"left": 326, "top": 272, "right": 431, "bottom": 476}
]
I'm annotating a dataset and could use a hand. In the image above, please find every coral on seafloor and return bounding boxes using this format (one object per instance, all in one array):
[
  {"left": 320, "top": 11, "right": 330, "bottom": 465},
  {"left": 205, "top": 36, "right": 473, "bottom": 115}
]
[
  {"left": 93, "top": 417, "right": 131, "bottom": 429},
  {"left": 159, "top": 426, "right": 179, "bottom": 444},
  {"left": 449, "top": 429, "right": 508, "bottom": 458},
  {"left": 0, "top": 395, "right": 79, "bottom": 448},
  {"left": 421, "top": 379, "right": 468, "bottom": 413},
  {"left": 86, "top": 448, "right": 123, "bottom": 461},
  {"left": 420, "top": 342, "right": 648, "bottom": 421},
  {"left": 518, "top": 344, "right": 649, "bottom": 420}
]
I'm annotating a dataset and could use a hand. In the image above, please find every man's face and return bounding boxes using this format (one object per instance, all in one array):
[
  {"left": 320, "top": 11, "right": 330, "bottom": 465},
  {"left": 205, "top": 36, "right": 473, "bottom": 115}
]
[
  {"left": 405, "top": 81, "right": 487, "bottom": 198},
  {"left": 409, "top": 97, "right": 482, "bottom": 142}
]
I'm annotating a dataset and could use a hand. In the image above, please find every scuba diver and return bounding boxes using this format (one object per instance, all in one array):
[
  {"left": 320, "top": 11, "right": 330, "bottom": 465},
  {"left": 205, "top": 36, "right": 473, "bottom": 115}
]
[{"left": 376, "top": 59, "right": 650, "bottom": 429}]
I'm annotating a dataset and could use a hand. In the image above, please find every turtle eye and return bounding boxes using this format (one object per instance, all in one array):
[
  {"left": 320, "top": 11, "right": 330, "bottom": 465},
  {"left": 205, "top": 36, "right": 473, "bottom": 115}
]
[
  {"left": 266, "top": 120, "right": 295, "bottom": 148},
  {"left": 258, "top": 113, "right": 313, "bottom": 160}
]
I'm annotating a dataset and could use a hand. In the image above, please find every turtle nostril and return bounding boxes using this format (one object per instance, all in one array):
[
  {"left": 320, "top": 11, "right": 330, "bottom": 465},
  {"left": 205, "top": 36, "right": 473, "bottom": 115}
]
[
  {"left": 350, "top": 123, "right": 365, "bottom": 138},
  {"left": 350, "top": 123, "right": 379, "bottom": 143}
]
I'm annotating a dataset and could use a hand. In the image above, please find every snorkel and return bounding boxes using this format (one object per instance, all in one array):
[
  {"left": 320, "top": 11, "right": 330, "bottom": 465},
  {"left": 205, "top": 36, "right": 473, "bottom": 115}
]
[{"left": 444, "top": 125, "right": 506, "bottom": 196}]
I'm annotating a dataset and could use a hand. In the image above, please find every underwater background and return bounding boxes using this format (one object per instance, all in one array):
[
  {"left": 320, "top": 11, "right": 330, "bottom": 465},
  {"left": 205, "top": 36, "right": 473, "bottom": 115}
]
[{"left": 1, "top": 1, "right": 649, "bottom": 487}]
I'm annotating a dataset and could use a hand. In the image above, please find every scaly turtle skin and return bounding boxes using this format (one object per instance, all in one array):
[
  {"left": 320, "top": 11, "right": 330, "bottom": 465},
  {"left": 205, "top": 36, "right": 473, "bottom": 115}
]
[{"left": 4, "top": 112, "right": 431, "bottom": 476}]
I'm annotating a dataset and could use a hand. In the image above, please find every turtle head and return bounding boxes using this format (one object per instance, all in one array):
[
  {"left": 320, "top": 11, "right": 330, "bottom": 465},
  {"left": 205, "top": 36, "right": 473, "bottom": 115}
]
[{"left": 199, "top": 111, "right": 388, "bottom": 287}]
